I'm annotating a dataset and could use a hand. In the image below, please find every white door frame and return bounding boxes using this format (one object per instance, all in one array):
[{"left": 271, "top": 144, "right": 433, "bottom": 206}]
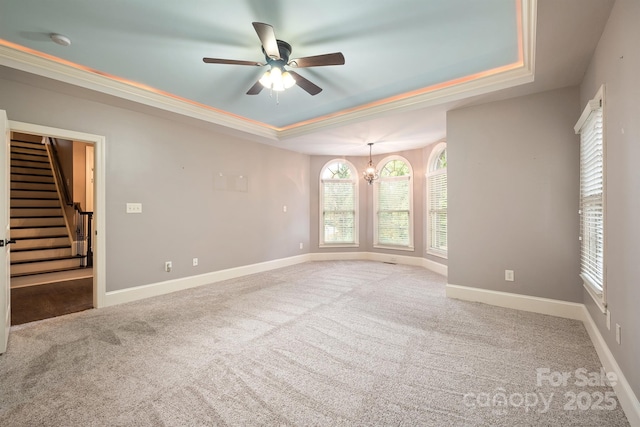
[
  {"left": 85, "top": 145, "right": 94, "bottom": 212},
  {"left": 8, "top": 121, "right": 106, "bottom": 309},
  {"left": 1, "top": 111, "right": 10, "bottom": 354}
]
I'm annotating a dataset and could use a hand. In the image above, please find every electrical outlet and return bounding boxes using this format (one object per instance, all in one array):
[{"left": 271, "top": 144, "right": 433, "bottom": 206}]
[
  {"left": 505, "top": 270, "right": 515, "bottom": 282},
  {"left": 192, "top": 258, "right": 198, "bottom": 266},
  {"left": 299, "top": 242, "right": 303, "bottom": 250},
  {"left": 165, "top": 261, "right": 172, "bottom": 272},
  {"left": 616, "top": 324, "right": 621, "bottom": 345},
  {"left": 283, "top": 205, "right": 287, "bottom": 213}
]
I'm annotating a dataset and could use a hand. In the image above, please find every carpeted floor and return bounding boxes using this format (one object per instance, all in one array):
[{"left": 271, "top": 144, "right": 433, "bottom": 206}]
[
  {"left": 11, "top": 278, "right": 93, "bottom": 325},
  {"left": 0, "top": 261, "right": 630, "bottom": 426}
]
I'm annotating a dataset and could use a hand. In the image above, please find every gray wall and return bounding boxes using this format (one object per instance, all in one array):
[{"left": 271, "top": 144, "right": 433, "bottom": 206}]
[
  {"left": 447, "top": 86, "right": 582, "bottom": 302},
  {"left": 580, "top": 0, "right": 640, "bottom": 400},
  {"left": 0, "top": 72, "right": 310, "bottom": 292}
]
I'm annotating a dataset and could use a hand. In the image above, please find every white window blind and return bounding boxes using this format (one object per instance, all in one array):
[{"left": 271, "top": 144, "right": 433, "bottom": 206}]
[
  {"left": 377, "top": 178, "right": 411, "bottom": 246},
  {"left": 428, "top": 171, "right": 447, "bottom": 255},
  {"left": 579, "top": 105, "right": 604, "bottom": 295},
  {"left": 320, "top": 160, "right": 358, "bottom": 246},
  {"left": 322, "top": 180, "right": 356, "bottom": 244},
  {"left": 374, "top": 156, "right": 413, "bottom": 249},
  {"left": 427, "top": 144, "right": 447, "bottom": 257}
]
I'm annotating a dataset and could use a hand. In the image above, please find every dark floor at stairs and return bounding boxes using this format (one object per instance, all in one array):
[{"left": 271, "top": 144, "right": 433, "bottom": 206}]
[{"left": 11, "top": 279, "right": 93, "bottom": 325}]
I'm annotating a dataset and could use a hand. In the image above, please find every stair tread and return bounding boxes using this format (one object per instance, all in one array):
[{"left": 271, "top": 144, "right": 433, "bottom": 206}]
[
  {"left": 11, "top": 215, "right": 64, "bottom": 219},
  {"left": 11, "top": 254, "right": 84, "bottom": 266},
  {"left": 11, "top": 225, "right": 67, "bottom": 229},
  {"left": 11, "top": 245, "right": 72, "bottom": 252},
  {"left": 10, "top": 141, "right": 46, "bottom": 146},
  {"left": 10, "top": 266, "right": 87, "bottom": 279},
  {"left": 13, "top": 235, "right": 69, "bottom": 240},
  {"left": 11, "top": 188, "right": 57, "bottom": 192}
]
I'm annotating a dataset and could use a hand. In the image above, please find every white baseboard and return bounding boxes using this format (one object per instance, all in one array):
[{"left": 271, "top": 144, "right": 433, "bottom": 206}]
[
  {"left": 446, "top": 283, "right": 640, "bottom": 426},
  {"left": 422, "top": 257, "right": 448, "bottom": 277},
  {"left": 309, "top": 251, "right": 448, "bottom": 276},
  {"left": 106, "top": 252, "right": 446, "bottom": 307},
  {"left": 309, "top": 252, "right": 369, "bottom": 262},
  {"left": 581, "top": 306, "right": 640, "bottom": 427},
  {"left": 104, "top": 254, "right": 310, "bottom": 307},
  {"left": 445, "top": 283, "right": 585, "bottom": 320}
]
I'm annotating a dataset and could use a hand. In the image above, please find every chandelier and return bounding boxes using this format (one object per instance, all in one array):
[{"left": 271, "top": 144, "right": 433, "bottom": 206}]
[{"left": 363, "top": 143, "right": 379, "bottom": 185}]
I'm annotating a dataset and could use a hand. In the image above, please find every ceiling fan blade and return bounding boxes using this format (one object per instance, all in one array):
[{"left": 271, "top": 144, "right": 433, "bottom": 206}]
[
  {"left": 288, "top": 71, "right": 322, "bottom": 96},
  {"left": 246, "top": 80, "right": 264, "bottom": 95},
  {"left": 288, "top": 52, "right": 345, "bottom": 68},
  {"left": 203, "top": 58, "right": 265, "bottom": 66},
  {"left": 252, "top": 22, "right": 280, "bottom": 59}
]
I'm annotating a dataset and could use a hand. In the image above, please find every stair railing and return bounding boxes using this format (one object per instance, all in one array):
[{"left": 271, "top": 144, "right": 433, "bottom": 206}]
[
  {"left": 47, "top": 137, "right": 74, "bottom": 206},
  {"left": 45, "top": 137, "right": 94, "bottom": 268},
  {"left": 76, "top": 207, "right": 94, "bottom": 268}
]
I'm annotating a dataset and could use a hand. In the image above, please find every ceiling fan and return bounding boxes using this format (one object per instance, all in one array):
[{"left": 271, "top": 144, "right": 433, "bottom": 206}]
[{"left": 203, "top": 22, "right": 345, "bottom": 96}]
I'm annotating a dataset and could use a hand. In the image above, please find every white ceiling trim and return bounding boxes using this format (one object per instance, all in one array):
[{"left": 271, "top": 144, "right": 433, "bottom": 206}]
[
  {"left": 0, "top": 0, "right": 536, "bottom": 141},
  {"left": 0, "top": 43, "right": 278, "bottom": 140}
]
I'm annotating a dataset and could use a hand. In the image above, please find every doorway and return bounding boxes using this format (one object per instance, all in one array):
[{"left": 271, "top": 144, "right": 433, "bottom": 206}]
[
  {"left": 9, "top": 131, "right": 95, "bottom": 324},
  {"left": 7, "top": 120, "right": 105, "bottom": 309}
]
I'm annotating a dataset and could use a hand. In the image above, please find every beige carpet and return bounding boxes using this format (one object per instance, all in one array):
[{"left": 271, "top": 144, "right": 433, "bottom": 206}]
[{"left": 0, "top": 261, "right": 630, "bottom": 426}]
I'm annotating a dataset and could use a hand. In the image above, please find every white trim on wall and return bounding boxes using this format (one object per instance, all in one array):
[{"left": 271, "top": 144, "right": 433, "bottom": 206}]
[
  {"left": 105, "top": 255, "right": 310, "bottom": 307},
  {"left": 107, "top": 253, "right": 448, "bottom": 307},
  {"left": 446, "top": 283, "right": 640, "bottom": 426},
  {"left": 310, "top": 252, "right": 448, "bottom": 276},
  {"left": 445, "top": 283, "right": 585, "bottom": 320},
  {"left": 582, "top": 307, "right": 640, "bottom": 427}
]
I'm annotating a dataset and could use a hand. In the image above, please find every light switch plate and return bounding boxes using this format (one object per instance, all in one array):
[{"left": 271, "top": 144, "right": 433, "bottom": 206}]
[{"left": 126, "top": 203, "right": 142, "bottom": 214}]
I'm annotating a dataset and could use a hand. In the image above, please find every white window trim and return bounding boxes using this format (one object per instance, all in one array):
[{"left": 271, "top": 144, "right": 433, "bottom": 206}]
[
  {"left": 426, "top": 142, "right": 448, "bottom": 259},
  {"left": 373, "top": 155, "right": 414, "bottom": 251},
  {"left": 575, "top": 84, "right": 606, "bottom": 314},
  {"left": 319, "top": 159, "right": 359, "bottom": 248}
]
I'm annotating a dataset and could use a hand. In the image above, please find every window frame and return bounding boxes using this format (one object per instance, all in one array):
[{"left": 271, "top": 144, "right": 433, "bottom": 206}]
[
  {"left": 318, "top": 159, "right": 359, "bottom": 248},
  {"left": 426, "top": 142, "right": 448, "bottom": 259},
  {"left": 574, "top": 85, "right": 606, "bottom": 313},
  {"left": 373, "top": 155, "right": 414, "bottom": 251}
]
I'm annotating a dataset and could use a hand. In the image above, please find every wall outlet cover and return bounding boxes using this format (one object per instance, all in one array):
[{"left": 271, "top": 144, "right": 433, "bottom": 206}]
[{"left": 505, "top": 270, "right": 515, "bottom": 282}]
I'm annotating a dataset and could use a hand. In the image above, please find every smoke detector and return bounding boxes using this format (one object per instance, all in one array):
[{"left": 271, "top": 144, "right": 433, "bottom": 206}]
[{"left": 50, "top": 33, "right": 71, "bottom": 47}]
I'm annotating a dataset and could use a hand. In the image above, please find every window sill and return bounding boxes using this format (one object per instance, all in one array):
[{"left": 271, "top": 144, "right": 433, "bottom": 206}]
[
  {"left": 373, "top": 244, "right": 414, "bottom": 252},
  {"left": 581, "top": 274, "right": 606, "bottom": 314},
  {"left": 426, "top": 249, "right": 448, "bottom": 259}
]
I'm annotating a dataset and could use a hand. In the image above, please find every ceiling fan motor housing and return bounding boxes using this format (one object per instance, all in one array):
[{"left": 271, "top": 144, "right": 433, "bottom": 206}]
[{"left": 263, "top": 40, "right": 292, "bottom": 68}]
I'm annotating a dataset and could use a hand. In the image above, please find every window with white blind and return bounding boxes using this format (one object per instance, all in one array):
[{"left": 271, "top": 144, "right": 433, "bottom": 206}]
[
  {"left": 427, "top": 143, "right": 447, "bottom": 258},
  {"left": 374, "top": 156, "right": 413, "bottom": 250},
  {"left": 574, "top": 85, "right": 605, "bottom": 312},
  {"left": 319, "top": 160, "right": 358, "bottom": 247}
]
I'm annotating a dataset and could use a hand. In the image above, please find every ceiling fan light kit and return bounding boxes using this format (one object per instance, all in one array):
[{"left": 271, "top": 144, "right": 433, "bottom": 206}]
[
  {"left": 203, "top": 22, "right": 345, "bottom": 98},
  {"left": 259, "top": 67, "right": 296, "bottom": 92}
]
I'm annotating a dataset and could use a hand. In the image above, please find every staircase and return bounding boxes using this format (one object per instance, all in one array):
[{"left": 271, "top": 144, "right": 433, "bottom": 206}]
[{"left": 9, "top": 134, "right": 84, "bottom": 279}]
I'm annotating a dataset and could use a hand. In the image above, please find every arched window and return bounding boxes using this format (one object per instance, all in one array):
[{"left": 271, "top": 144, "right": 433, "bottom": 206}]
[
  {"left": 427, "top": 143, "right": 447, "bottom": 258},
  {"left": 374, "top": 156, "right": 413, "bottom": 249},
  {"left": 319, "top": 160, "right": 359, "bottom": 247}
]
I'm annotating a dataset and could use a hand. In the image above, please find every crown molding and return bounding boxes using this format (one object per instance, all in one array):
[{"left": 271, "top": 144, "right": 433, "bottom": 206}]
[
  {"left": 0, "top": 0, "right": 536, "bottom": 141},
  {"left": 0, "top": 43, "right": 279, "bottom": 141}
]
